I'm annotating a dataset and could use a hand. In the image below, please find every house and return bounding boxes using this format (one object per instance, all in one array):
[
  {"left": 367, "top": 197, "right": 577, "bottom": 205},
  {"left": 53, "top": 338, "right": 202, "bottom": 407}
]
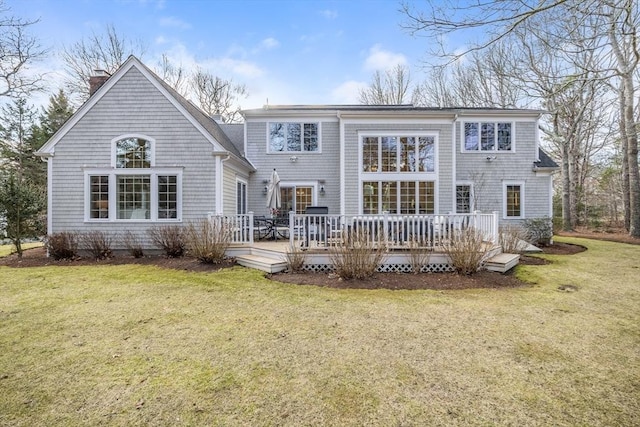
[{"left": 36, "top": 56, "right": 558, "bottom": 259}]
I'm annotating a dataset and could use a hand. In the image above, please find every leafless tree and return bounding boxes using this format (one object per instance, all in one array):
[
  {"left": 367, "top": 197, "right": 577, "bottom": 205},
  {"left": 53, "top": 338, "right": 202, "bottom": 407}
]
[
  {"left": 189, "top": 68, "right": 247, "bottom": 123},
  {"left": 155, "top": 53, "right": 188, "bottom": 95},
  {"left": 0, "top": 0, "right": 46, "bottom": 98},
  {"left": 61, "top": 24, "right": 146, "bottom": 103},
  {"left": 359, "top": 64, "right": 418, "bottom": 105}
]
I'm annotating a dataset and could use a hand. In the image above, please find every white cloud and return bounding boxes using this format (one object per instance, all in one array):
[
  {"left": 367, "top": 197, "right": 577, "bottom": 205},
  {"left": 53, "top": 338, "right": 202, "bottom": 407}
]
[
  {"left": 259, "top": 37, "right": 279, "bottom": 50},
  {"left": 363, "top": 44, "right": 407, "bottom": 72},
  {"left": 330, "top": 80, "right": 366, "bottom": 104},
  {"left": 158, "top": 16, "right": 192, "bottom": 30},
  {"left": 319, "top": 9, "right": 338, "bottom": 19}
]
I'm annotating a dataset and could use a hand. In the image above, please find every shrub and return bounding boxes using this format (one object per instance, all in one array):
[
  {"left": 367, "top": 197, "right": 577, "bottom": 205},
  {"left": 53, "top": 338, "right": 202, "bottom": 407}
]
[
  {"left": 499, "top": 224, "right": 528, "bottom": 254},
  {"left": 330, "top": 227, "right": 386, "bottom": 280},
  {"left": 442, "top": 227, "right": 488, "bottom": 275},
  {"left": 285, "top": 244, "right": 306, "bottom": 272},
  {"left": 46, "top": 232, "right": 79, "bottom": 260},
  {"left": 148, "top": 225, "right": 185, "bottom": 258},
  {"left": 184, "top": 218, "right": 231, "bottom": 264},
  {"left": 523, "top": 217, "right": 553, "bottom": 247},
  {"left": 121, "top": 230, "right": 144, "bottom": 258},
  {"left": 407, "top": 236, "right": 431, "bottom": 274},
  {"left": 79, "top": 230, "right": 113, "bottom": 260}
]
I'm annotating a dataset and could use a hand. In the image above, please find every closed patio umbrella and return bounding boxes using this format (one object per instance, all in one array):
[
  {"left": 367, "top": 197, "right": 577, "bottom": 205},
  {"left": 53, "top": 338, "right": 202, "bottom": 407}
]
[{"left": 266, "top": 169, "right": 281, "bottom": 215}]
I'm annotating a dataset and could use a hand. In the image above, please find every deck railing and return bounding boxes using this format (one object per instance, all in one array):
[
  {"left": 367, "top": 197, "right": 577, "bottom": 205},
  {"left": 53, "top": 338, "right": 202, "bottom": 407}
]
[{"left": 208, "top": 211, "right": 499, "bottom": 248}]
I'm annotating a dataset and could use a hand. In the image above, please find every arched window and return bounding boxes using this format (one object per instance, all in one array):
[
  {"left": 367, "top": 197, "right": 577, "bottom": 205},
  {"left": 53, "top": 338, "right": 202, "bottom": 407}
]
[{"left": 115, "top": 137, "right": 151, "bottom": 168}]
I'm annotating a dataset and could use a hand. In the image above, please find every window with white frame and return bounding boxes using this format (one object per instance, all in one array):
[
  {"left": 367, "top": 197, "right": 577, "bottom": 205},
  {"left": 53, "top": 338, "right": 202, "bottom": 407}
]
[
  {"left": 86, "top": 135, "right": 181, "bottom": 221},
  {"left": 503, "top": 182, "right": 524, "bottom": 218},
  {"left": 464, "top": 122, "right": 513, "bottom": 152},
  {"left": 269, "top": 122, "right": 319, "bottom": 152},
  {"left": 456, "top": 184, "right": 473, "bottom": 213},
  {"left": 362, "top": 181, "right": 434, "bottom": 215},
  {"left": 362, "top": 135, "right": 435, "bottom": 173},
  {"left": 236, "top": 180, "right": 247, "bottom": 215}
]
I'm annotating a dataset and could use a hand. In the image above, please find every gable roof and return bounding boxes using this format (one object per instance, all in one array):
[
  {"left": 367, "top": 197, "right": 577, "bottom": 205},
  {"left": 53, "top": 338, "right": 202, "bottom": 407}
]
[{"left": 36, "top": 56, "right": 253, "bottom": 170}]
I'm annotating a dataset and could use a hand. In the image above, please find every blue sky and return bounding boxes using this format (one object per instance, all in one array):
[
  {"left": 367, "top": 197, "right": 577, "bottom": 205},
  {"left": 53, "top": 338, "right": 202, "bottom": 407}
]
[{"left": 7, "top": 0, "right": 451, "bottom": 108}]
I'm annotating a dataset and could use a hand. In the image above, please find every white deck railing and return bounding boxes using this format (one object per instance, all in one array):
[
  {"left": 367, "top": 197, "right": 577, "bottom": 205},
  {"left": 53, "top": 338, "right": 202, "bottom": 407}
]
[{"left": 209, "top": 211, "right": 499, "bottom": 248}]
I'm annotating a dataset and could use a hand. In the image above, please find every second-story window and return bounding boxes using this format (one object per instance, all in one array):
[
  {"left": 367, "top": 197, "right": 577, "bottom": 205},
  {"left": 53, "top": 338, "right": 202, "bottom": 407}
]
[
  {"left": 464, "top": 122, "right": 513, "bottom": 152},
  {"left": 269, "top": 122, "right": 319, "bottom": 152},
  {"left": 116, "top": 137, "right": 152, "bottom": 168}
]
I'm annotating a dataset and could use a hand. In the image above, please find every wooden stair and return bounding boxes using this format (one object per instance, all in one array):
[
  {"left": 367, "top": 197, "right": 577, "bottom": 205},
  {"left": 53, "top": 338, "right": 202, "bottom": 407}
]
[
  {"left": 235, "top": 254, "right": 287, "bottom": 273},
  {"left": 485, "top": 253, "right": 520, "bottom": 273}
]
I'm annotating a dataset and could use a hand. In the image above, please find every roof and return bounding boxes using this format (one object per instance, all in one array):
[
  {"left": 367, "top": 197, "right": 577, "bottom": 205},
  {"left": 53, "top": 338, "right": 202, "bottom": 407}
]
[
  {"left": 534, "top": 149, "right": 559, "bottom": 170},
  {"left": 36, "top": 56, "right": 253, "bottom": 170},
  {"left": 218, "top": 123, "right": 245, "bottom": 155}
]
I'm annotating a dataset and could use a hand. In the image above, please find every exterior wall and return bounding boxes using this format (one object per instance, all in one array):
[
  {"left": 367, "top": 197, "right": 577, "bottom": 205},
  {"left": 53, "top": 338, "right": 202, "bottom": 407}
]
[
  {"left": 454, "top": 119, "right": 552, "bottom": 222},
  {"left": 245, "top": 119, "right": 340, "bottom": 216},
  {"left": 342, "top": 120, "right": 454, "bottom": 216},
  {"left": 222, "top": 162, "right": 250, "bottom": 215},
  {"left": 50, "top": 67, "right": 217, "bottom": 244}
]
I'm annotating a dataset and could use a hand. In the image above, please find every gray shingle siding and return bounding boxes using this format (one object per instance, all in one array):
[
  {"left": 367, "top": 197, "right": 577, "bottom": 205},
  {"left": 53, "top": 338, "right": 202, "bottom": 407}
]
[{"left": 50, "top": 67, "right": 217, "bottom": 239}]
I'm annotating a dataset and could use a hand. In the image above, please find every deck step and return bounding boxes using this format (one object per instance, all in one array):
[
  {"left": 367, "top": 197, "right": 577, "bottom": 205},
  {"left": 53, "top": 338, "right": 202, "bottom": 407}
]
[
  {"left": 236, "top": 254, "right": 287, "bottom": 273},
  {"left": 485, "top": 253, "right": 520, "bottom": 273}
]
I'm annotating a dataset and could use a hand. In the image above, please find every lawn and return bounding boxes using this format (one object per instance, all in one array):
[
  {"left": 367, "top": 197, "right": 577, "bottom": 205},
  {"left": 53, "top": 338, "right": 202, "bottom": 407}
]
[{"left": 0, "top": 236, "right": 638, "bottom": 426}]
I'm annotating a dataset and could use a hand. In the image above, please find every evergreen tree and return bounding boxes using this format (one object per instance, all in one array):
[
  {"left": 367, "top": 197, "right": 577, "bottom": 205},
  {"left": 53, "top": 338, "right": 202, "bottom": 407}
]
[{"left": 0, "top": 171, "right": 44, "bottom": 256}]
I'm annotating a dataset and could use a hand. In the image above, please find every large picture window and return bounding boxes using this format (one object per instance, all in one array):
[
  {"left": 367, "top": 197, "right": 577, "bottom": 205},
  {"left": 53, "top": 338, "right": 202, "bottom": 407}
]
[
  {"left": 362, "top": 181, "right": 434, "bottom": 215},
  {"left": 363, "top": 135, "right": 435, "bottom": 173},
  {"left": 269, "top": 122, "right": 319, "bottom": 152},
  {"left": 464, "top": 122, "right": 512, "bottom": 152}
]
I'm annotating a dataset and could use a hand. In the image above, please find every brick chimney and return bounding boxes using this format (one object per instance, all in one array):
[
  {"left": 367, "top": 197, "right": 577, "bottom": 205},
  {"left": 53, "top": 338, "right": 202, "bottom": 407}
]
[{"left": 89, "top": 69, "right": 110, "bottom": 96}]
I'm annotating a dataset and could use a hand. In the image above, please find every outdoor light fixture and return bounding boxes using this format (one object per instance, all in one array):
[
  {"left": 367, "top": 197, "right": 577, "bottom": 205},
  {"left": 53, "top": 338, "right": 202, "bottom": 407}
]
[
  {"left": 486, "top": 156, "right": 497, "bottom": 162},
  {"left": 263, "top": 186, "right": 268, "bottom": 195},
  {"left": 289, "top": 155, "right": 298, "bottom": 163},
  {"left": 320, "top": 185, "right": 325, "bottom": 195}
]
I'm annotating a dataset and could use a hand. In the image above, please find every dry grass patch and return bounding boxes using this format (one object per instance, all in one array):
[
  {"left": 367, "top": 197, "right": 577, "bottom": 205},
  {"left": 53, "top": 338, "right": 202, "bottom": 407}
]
[{"left": 0, "top": 236, "right": 638, "bottom": 426}]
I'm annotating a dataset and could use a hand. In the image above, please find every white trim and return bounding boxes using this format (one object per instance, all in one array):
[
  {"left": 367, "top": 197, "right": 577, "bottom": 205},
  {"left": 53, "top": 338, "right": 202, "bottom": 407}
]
[
  {"left": 266, "top": 121, "right": 322, "bottom": 154},
  {"left": 46, "top": 158, "right": 53, "bottom": 234},
  {"left": 83, "top": 167, "right": 183, "bottom": 223},
  {"left": 339, "top": 111, "right": 345, "bottom": 216},
  {"left": 451, "top": 118, "right": 457, "bottom": 213},
  {"left": 502, "top": 180, "right": 525, "bottom": 219},
  {"left": 111, "top": 134, "right": 156, "bottom": 168}
]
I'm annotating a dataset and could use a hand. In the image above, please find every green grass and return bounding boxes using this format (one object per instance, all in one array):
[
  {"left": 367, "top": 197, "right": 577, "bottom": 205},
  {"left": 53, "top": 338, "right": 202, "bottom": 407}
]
[
  {"left": 0, "top": 242, "right": 43, "bottom": 257},
  {"left": 0, "top": 236, "right": 638, "bottom": 426}
]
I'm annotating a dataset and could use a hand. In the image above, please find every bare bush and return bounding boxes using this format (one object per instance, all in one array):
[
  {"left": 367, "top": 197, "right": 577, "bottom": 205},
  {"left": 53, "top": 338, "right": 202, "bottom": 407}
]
[
  {"left": 442, "top": 227, "right": 488, "bottom": 275},
  {"left": 523, "top": 217, "right": 553, "bottom": 247},
  {"left": 408, "top": 236, "right": 431, "bottom": 273},
  {"left": 148, "top": 225, "right": 185, "bottom": 258},
  {"left": 499, "top": 224, "right": 528, "bottom": 254},
  {"left": 285, "top": 244, "right": 306, "bottom": 272},
  {"left": 79, "top": 230, "right": 113, "bottom": 260},
  {"left": 121, "top": 230, "right": 144, "bottom": 258},
  {"left": 330, "top": 227, "right": 386, "bottom": 280},
  {"left": 46, "top": 232, "right": 79, "bottom": 260},
  {"left": 184, "top": 218, "right": 231, "bottom": 264}
]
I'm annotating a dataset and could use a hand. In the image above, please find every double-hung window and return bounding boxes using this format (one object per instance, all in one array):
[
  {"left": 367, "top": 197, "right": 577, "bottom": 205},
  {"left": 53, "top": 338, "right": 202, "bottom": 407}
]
[
  {"left": 86, "top": 135, "right": 182, "bottom": 222},
  {"left": 464, "top": 122, "right": 513, "bottom": 152},
  {"left": 269, "top": 122, "right": 319, "bottom": 152}
]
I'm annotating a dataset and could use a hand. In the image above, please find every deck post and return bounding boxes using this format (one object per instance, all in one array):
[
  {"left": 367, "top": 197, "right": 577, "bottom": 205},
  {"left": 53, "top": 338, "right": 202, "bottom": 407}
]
[
  {"left": 248, "top": 212, "right": 254, "bottom": 244},
  {"left": 492, "top": 211, "right": 499, "bottom": 243},
  {"left": 289, "top": 210, "right": 295, "bottom": 247}
]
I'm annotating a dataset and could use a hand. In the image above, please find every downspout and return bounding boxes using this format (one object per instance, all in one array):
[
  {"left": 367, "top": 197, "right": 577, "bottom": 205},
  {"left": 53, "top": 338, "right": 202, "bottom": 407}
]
[
  {"left": 338, "top": 110, "right": 345, "bottom": 216},
  {"left": 451, "top": 114, "right": 458, "bottom": 214},
  {"left": 213, "top": 151, "right": 231, "bottom": 215}
]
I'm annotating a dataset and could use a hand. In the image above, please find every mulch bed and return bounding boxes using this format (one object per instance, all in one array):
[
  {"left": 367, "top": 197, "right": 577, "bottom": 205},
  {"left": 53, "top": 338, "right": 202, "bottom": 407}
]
[{"left": 0, "top": 241, "right": 588, "bottom": 291}]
